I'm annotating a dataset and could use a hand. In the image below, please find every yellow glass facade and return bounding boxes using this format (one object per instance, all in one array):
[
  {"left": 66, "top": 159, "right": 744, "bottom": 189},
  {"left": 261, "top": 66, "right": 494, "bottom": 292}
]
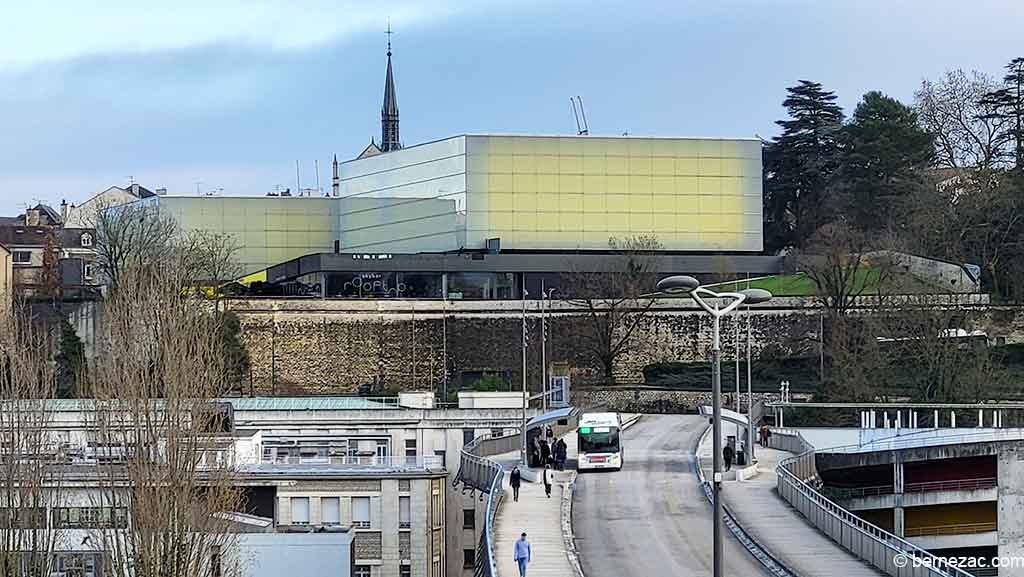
[
  {"left": 146, "top": 196, "right": 339, "bottom": 275},
  {"left": 464, "top": 135, "right": 762, "bottom": 251}
]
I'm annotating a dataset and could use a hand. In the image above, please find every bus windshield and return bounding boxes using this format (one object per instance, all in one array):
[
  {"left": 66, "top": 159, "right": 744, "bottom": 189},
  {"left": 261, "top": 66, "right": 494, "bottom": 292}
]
[{"left": 579, "top": 427, "right": 620, "bottom": 453}]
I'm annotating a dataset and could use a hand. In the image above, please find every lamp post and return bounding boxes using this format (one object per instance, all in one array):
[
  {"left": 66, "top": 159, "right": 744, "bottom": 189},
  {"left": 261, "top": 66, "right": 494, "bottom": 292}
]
[
  {"left": 541, "top": 285, "right": 556, "bottom": 412},
  {"left": 655, "top": 275, "right": 772, "bottom": 577}
]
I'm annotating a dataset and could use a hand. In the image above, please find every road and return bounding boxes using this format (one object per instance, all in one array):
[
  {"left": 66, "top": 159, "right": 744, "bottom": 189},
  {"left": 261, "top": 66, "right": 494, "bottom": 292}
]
[{"left": 573, "top": 414, "right": 768, "bottom": 577}]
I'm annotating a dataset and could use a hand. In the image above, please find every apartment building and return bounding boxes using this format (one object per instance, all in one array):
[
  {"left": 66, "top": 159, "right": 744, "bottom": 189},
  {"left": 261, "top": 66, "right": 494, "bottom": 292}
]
[{"left": 1, "top": 393, "right": 531, "bottom": 577}]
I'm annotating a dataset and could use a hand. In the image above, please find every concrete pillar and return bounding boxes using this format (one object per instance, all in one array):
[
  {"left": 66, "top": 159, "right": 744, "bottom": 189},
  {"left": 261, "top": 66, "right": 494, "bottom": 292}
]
[
  {"left": 896, "top": 411, "right": 902, "bottom": 430},
  {"left": 894, "top": 507, "right": 905, "bottom": 537},
  {"left": 998, "top": 444, "right": 1024, "bottom": 562},
  {"left": 884, "top": 412, "right": 889, "bottom": 429},
  {"left": 934, "top": 410, "right": 939, "bottom": 428},
  {"left": 893, "top": 452, "right": 905, "bottom": 537},
  {"left": 951, "top": 411, "right": 956, "bottom": 428},
  {"left": 870, "top": 411, "right": 876, "bottom": 428},
  {"left": 979, "top": 409, "right": 985, "bottom": 428},
  {"left": 913, "top": 411, "right": 918, "bottom": 428},
  {"left": 993, "top": 410, "right": 999, "bottom": 428}
]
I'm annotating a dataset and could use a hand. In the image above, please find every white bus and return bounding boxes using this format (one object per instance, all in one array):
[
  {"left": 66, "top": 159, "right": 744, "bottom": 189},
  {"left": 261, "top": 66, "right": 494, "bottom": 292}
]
[{"left": 577, "top": 412, "right": 623, "bottom": 471}]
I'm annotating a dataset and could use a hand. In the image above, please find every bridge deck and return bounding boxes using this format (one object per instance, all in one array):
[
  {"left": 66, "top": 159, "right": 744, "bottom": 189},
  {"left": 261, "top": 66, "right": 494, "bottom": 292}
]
[
  {"left": 699, "top": 432, "right": 884, "bottom": 576},
  {"left": 492, "top": 437, "right": 577, "bottom": 577}
]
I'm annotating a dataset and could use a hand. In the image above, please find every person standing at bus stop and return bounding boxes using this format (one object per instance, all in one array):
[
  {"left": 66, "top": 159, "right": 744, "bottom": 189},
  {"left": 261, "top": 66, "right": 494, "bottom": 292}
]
[
  {"left": 543, "top": 465, "right": 552, "bottom": 498},
  {"left": 514, "top": 532, "right": 532, "bottom": 576}
]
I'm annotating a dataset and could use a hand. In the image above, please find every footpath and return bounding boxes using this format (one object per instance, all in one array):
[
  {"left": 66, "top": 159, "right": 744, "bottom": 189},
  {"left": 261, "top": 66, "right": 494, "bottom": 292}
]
[
  {"left": 492, "top": 414, "right": 639, "bottom": 577},
  {"left": 698, "top": 429, "right": 884, "bottom": 576}
]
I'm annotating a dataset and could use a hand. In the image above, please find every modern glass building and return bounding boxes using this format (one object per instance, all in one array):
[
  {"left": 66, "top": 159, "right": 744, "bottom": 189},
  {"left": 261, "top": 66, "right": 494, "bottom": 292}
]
[
  {"left": 129, "top": 133, "right": 765, "bottom": 277},
  {"left": 337, "top": 133, "right": 763, "bottom": 254},
  {"left": 135, "top": 196, "right": 340, "bottom": 275}
]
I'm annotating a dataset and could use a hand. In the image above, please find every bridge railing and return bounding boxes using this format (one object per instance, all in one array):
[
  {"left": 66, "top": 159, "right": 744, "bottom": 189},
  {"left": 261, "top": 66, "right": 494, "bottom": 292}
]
[
  {"left": 457, "top": 431, "right": 521, "bottom": 577},
  {"left": 772, "top": 429, "right": 975, "bottom": 577}
]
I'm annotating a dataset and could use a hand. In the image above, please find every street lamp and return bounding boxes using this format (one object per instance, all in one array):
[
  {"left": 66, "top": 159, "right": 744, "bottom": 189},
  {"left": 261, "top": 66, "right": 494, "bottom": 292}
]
[{"left": 655, "top": 275, "right": 771, "bottom": 577}]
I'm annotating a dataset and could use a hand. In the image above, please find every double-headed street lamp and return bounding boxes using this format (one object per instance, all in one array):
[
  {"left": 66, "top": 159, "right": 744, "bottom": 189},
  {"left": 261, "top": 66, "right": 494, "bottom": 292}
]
[{"left": 655, "top": 275, "right": 771, "bottom": 577}]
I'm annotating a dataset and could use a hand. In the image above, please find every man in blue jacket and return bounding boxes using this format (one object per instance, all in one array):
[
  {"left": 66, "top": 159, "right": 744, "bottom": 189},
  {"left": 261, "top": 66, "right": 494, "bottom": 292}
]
[{"left": 514, "top": 532, "right": 532, "bottom": 576}]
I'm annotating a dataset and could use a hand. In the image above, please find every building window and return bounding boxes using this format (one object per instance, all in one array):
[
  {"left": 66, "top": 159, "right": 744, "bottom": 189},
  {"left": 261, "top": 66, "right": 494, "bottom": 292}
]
[
  {"left": 353, "top": 565, "right": 371, "bottom": 577},
  {"left": 463, "top": 429, "right": 475, "bottom": 446},
  {"left": 84, "top": 263, "right": 95, "bottom": 280},
  {"left": 321, "top": 497, "right": 340, "bottom": 525},
  {"left": 211, "top": 545, "right": 222, "bottom": 577},
  {"left": 80, "top": 232, "right": 93, "bottom": 247},
  {"left": 12, "top": 251, "right": 31, "bottom": 264},
  {"left": 399, "top": 496, "right": 410, "bottom": 529},
  {"left": 291, "top": 497, "right": 310, "bottom": 524},
  {"left": 463, "top": 549, "right": 475, "bottom": 569},
  {"left": 352, "top": 497, "right": 370, "bottom": 528},
  {"left": 55, "top": 553, "right": 101, "bottom": 577},
  {"left": 400, "top": 565, "right": 411, "bottom": 577},
  {"left": 51, "top": 507, "right": 128, "bottom": 529},
  {"left": 404, "top": 438, "right": 417, "bottom": 463},
  {"left": 463, "top": 508, "right": 475, "bottom": 530},
  {"left": 433, "top": 449, "right": 446, "bottom": 468}
]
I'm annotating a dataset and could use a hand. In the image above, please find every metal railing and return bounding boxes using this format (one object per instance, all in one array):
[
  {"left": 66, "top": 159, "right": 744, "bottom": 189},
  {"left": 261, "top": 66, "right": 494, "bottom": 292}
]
[
  {"left": 457, "top": 431, "right": 520, "bottom": 577},
  {"left": 904, "top": 522, "right": 997, "bottom": 537},
  {"left": 827, "top": 477, "right": 997, "bottom": 500},
  {"left": 772, "top": 429, "right": 975, "bottom": 577},
  {"left": 259, "top": 455, "right": 445, "bottom": 469}
]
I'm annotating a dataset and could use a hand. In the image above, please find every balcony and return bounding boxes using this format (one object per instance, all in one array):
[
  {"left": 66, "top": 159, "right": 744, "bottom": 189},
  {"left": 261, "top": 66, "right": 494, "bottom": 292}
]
[
  {"left": 829, "top": 477, "right": 997, "bottom": 500},
  {"left": 905, "top": 522, "right": 998, "bottom": 550},
  {"left": 239, "top": 455, "right": 445, "bottom": 477}
]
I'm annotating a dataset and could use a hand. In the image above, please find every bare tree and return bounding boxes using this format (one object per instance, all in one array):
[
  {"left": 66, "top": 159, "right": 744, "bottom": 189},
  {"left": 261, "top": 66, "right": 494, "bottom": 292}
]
[
  {"left": 562, "top": 235, "right": 661, "bottom": 384},
  {"left": 875, "top": 295, "right": 1002, "bottom": 402},
  {"left": 0, "top": 305, "right": 65, "bottom": 577},
  {"left": 86, "top": 258, "right": 243, "bottom": 577},
  {"left": 94, "top": 201, "right": 242, "bottom": 292},
  {"left": 178, "top": 230, "right": 243, "bottom": 286},
  {"left": 915, "top": 69, "right": 1011, "bottom": 172},
  {"left": 799, "top": 223, "right": 895, "bottom": 319},
  {"left": 93, "top": 202, "right": 177, "bottom": 292}
]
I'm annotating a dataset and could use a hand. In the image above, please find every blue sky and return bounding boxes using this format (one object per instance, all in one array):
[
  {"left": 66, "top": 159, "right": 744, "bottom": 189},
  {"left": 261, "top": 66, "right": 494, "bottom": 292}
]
[{"left": 2, "top": 0, "right": 1022, "bottom": 214}]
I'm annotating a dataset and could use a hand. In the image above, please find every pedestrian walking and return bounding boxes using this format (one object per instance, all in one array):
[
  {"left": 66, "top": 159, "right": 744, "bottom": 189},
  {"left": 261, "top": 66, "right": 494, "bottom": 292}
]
[
  {"left": 723, "top": 444, "right": 735, "bottom": 472},
  {"left": 510, "top": 466, "right": 522, "bottom": 502},
  {"left": 543, "top": 465, "right": 552, "bottom": 498},
  {"left": 555, "top": 438, "right": 567, "bottom": 471},
  {"left": 514, "top": 532, "right": 532, "bottom": 577},
  {"left": 539, "top": 438, "right": 550, "bottom": 467},
  {"left": 765, "top": 427, "right": 772, "bottom": 447}
]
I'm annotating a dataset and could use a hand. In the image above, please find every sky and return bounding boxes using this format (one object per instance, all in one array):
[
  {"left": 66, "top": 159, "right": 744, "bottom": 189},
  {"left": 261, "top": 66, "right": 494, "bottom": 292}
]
[{"left": 2, "top": 0, "right": 1023, "bottom": 214}]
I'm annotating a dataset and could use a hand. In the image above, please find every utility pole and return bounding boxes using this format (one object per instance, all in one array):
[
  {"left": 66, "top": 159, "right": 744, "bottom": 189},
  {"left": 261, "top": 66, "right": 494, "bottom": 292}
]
[
  {"left": 521, "top": 290, "right": 529, "bottom": 465},
  {"left": 541, "top": 280, "right": 547, "bottom": 413}
]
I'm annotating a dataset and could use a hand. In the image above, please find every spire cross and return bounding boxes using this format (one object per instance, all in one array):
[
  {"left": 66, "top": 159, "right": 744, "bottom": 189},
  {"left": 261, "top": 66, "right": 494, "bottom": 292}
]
[{"left": 386, "top": 19, "right": 392, "bottom": 55}]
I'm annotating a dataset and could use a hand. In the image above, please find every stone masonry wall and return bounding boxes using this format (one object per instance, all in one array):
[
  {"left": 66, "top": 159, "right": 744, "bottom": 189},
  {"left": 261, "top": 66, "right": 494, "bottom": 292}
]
[{"left": 224, "top": 298, "right": 1024, "bottom": 396}]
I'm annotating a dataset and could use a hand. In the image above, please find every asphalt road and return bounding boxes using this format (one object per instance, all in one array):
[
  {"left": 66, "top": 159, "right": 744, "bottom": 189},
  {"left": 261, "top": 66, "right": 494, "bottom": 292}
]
[{"left": 572, "top": 414, "right": 769, "bottom": 577}]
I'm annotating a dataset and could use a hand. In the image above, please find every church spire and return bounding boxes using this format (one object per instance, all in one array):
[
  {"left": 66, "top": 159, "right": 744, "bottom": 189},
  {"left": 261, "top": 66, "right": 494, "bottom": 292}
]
[{"left": 381, "top": 22, "right": 401, "bottom": 152}]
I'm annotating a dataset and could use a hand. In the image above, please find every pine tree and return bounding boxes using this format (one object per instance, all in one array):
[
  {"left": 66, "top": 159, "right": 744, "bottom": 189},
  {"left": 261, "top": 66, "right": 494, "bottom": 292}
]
[
  {"left": 837, "top": 91, "right": 934, "bottom": 233},
  {"left": 980, "top": 57, "right": 1024, "bottom": 171},
  {"left": 56, "top": 317, "right": 85, "bottom": 398},
  {"left": 763, "top": 80, "right": 845, "bottom": 251}
]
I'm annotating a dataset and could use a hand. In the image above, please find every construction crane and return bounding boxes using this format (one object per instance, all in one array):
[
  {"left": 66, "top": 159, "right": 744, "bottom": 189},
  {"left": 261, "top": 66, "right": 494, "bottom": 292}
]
[{"left": 570, "top": 96, "right": 589, "bottom": 135}]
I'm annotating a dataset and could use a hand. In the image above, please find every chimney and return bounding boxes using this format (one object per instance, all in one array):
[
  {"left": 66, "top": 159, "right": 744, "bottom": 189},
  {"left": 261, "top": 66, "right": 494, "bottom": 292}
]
[
  {"left": 61, "top": 199, "right": 68, "bottom": 222},
  {"left": 25, "top": 209, "right": 40, "bottom": 227}
]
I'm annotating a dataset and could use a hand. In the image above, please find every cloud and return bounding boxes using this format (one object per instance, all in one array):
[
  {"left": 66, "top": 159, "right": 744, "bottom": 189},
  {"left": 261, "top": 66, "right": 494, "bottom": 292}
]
[{"left": 1, "top": 0, "right": 470, "bottom": 69}]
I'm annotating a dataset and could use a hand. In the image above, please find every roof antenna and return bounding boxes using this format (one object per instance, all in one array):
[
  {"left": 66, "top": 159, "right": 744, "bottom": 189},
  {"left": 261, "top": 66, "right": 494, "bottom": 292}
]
[{"left": 570, "top": 96, "right": 589, "bottom": 135}]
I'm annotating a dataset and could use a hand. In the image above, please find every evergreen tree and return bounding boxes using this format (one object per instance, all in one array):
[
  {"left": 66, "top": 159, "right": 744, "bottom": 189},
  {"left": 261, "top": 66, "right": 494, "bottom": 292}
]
[
  {"left": 218, "top": 311, "right": 250, "bottom": 393},
  {"left": 837, "top": 91, "right": 934, "bottom": 233},
  {"left": 980, "top": 57, "right": 1024, "bottom": 171},
  {"left": 55, "top": 317, "right": 85, "bottom": 398},
  {"left": 763, "top": 80, "right": 845, "bottom": 251}
]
